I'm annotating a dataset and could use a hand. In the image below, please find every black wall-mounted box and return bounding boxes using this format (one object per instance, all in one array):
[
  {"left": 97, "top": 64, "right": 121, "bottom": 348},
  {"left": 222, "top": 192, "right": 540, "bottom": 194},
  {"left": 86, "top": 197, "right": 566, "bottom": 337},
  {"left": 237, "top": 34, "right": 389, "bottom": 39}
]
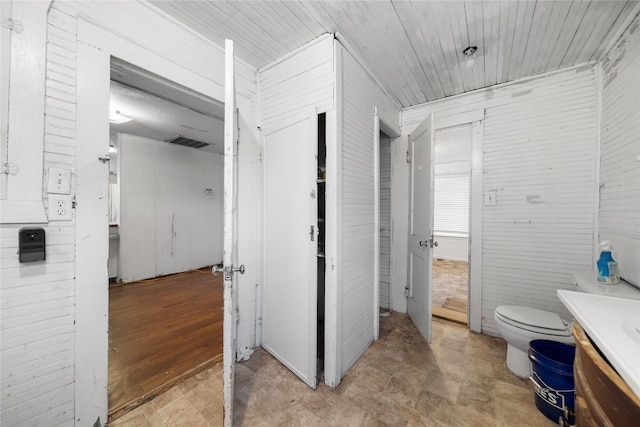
[{"left": 19, "top": 227, "right": 46, "bottom": 263}]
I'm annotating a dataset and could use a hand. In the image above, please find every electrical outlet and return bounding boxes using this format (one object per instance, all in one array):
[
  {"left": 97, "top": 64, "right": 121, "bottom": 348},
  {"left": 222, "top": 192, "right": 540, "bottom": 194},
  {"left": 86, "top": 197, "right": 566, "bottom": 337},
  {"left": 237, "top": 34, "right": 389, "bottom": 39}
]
[{"left": 49, "top": 194, "right": 73, "bottom": 221}]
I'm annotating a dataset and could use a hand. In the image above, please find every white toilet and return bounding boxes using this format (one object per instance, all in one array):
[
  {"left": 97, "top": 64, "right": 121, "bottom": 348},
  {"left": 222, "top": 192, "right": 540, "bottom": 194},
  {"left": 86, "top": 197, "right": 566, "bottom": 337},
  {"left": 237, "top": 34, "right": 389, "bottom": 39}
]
[
  {"left": 494, "top": 305, "right": 573, "bottom": 377},
  {"left": 495, "top": 271, "right": 640, "bottom": 378}
]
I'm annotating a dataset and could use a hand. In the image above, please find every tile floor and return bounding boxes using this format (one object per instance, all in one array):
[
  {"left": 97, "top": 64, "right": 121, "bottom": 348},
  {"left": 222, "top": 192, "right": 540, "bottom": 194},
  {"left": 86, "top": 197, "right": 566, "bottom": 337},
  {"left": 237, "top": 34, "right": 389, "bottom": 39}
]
[{"left": 110, "top": 312, "right": 556, "bottom": 427}]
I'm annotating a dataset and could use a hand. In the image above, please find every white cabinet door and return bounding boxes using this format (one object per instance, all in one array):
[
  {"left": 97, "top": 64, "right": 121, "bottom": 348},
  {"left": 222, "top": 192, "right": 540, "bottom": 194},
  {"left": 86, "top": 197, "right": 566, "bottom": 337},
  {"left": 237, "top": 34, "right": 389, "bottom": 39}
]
[
  {"left": 407, "top": 114, "right": 435, "bottom": 343},
  {"left": 262, "top": 112, "right": 318, "bottom": 389}
]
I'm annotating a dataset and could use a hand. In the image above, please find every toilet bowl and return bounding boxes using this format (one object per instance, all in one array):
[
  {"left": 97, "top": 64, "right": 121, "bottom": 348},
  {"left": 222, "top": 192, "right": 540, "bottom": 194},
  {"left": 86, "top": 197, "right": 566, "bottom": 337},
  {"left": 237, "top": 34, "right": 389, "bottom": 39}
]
[
  {"left": 494, "top": 272, "right": 640, "bottom": 378},
  {"left": 494, "top": 305, "right": 574, "bottom": 378}
]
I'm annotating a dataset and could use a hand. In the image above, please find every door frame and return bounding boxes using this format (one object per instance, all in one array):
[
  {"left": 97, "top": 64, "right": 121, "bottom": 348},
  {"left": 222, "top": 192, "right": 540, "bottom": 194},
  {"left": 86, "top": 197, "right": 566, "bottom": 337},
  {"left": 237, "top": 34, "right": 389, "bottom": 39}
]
[
  {"left": 434, "top": 111, "right": 484, "bottom": 332},
  {"left": 75, "top": 19, "right": 228, "bottom": 423},
  {"left": 373, "top": 113, "right": 400, "bottom": 340}
]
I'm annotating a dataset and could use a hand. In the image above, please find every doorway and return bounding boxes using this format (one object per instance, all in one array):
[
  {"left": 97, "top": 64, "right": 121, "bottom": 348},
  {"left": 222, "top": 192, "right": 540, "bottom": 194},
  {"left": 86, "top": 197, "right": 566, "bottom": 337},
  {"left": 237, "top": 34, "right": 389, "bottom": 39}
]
[
  {"left": 379, "top": 130, "right": 392, "bottom": 311},
  {"left": 431, "top": 125, "right": 472, "bottom": 324},
  {"left": 106, "top": 59, "right": 226, "bottom": 419}
]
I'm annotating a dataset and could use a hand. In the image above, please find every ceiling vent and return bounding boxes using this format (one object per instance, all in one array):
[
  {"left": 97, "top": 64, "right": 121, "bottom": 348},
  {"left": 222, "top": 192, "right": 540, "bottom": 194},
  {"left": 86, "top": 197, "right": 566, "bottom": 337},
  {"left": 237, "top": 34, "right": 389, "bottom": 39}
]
[{"left": 165, "top": 135, "right": 210, "bottom": 149}]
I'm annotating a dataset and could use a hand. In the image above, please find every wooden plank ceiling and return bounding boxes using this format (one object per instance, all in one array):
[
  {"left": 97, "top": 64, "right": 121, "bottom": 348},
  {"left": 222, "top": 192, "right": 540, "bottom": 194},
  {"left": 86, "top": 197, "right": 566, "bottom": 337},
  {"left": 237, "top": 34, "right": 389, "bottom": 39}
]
[{"left": 150, "top": 0, "right": 637, "bottom": 108}]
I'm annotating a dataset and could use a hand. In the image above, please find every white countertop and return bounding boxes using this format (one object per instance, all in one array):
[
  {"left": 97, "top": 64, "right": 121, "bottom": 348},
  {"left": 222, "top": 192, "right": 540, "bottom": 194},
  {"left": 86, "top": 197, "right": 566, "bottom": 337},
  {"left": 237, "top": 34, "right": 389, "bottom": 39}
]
[{"left": 558, "top": 290, "right": 640, "bottom": 399}]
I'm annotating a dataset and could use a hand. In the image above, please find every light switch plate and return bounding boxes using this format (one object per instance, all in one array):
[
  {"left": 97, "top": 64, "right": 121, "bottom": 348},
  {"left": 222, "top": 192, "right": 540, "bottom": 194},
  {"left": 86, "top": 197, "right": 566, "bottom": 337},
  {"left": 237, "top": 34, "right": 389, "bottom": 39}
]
[
  {"left": 484, "top": 191, "right": 497, "bottom": 206},
  {"left": 47, "top": 168, "right": 71, "bottom": 194}
]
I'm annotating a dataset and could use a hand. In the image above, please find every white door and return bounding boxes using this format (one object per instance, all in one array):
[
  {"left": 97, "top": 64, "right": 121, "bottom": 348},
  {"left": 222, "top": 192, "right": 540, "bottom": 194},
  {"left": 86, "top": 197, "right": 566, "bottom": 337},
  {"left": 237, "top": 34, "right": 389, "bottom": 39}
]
[
  {"left": 222, "top": 39, "right": 241, "bottom": 427},
  {"left": 407, "top": 114, "right": 435, "bottom": 342},
  {"left": 262, "top": 112, "right": 318, "bottom": 389}
]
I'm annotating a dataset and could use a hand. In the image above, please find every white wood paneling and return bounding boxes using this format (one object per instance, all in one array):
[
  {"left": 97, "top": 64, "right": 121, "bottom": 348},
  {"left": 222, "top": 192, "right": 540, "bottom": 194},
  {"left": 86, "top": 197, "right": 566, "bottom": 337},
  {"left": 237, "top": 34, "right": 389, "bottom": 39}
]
[
  {"left": 599, "top": 12, "right": 640, "bottom": 286},
  {"left": 152, "top": 1, "right": 636, "bottom": 108},
  {"left": 258, "top": 34, "right": 399, "bottom": 382},
  {"left": 400, "top": 66, "right": 598, "bottom": 336},
  {"left": 338, "top": 43, "right": 400, "bottom": 375},
  {"left": 257, "top": 33, "right": 334, "bottom": 382},
  {"left": 0, "top": 1, "right": 48, "bottom": 223},
  {"left": 258, "top": 34, "right": 334, "bottom": 128},
  {"left": 2, "top": 2, "right": 261, "bottom": 424},
  {"left": 119, "top": 134, "right": 223, "bottom": 283},
  {"left": 0, "top": 5, "right": 77, "bottom": 426}
]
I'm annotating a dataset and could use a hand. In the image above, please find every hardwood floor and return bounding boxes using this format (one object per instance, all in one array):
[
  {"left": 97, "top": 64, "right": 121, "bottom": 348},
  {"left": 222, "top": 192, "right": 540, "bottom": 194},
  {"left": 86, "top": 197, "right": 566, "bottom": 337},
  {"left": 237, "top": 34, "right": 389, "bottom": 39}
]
[
  {"left": 432, "top": 259, "right": 468, "bottom": 324},
  {"left": 108, "top": 268, "right": 223, "bottom": 420}
]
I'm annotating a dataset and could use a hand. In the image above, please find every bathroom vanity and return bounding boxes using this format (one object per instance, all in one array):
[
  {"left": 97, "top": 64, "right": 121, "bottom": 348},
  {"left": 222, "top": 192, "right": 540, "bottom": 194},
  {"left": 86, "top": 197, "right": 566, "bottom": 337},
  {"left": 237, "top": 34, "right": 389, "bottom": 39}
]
[
  {"left": 572, "top": 322, "right": 640, "bottom": 426},
  {"left": 558, "top": 289, "right": 640, "bottom": 426}
]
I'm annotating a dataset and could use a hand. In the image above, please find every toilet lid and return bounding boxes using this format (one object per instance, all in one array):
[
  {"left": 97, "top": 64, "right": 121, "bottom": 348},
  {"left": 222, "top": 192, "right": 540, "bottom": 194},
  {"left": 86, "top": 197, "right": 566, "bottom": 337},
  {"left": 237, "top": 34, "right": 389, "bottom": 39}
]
[{"left": 495, "top": 305, "right": 567, "bottom": 331}]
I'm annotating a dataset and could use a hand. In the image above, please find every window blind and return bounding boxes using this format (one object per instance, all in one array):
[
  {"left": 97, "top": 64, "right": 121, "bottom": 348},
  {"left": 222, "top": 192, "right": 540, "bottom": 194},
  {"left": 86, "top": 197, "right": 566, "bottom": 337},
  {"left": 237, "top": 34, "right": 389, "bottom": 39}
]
[{"left": 434, "top": 174, "right": 469, "bottom": 235}]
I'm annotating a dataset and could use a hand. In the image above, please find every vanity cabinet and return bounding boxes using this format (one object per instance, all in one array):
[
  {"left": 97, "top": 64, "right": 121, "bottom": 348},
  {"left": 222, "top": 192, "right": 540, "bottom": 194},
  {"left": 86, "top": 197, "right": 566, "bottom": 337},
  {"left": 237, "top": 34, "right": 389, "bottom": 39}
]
[{"left": 572, "top": 322, "right": 640, "bottom": 426}]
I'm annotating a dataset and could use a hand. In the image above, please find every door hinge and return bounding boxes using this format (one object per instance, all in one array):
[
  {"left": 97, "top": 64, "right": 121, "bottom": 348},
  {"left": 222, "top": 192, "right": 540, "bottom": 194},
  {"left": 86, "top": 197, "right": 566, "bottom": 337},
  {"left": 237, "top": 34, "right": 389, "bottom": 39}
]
[
  {"left": 404, "top": 286, "right": 409, "bottom": 297},
  {"left": 1, "top": 16, "right": 23, "bottom": 33},
  {"left": 406, "top": 149, "right": 411, "bottom": 164},
  {"left": 1, "top": 162, "right": 19, "bottom": 175}
]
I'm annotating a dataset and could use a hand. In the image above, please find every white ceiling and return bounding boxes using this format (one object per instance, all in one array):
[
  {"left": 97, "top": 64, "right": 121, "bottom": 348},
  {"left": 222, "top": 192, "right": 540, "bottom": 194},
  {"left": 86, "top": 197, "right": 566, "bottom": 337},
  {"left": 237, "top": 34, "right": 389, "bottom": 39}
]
[
  {"left": 150, "top": 0, "right": 638, "bottom": 108},
  {"left": 109, "top": 59, "right": 224, "bottom": 153}
]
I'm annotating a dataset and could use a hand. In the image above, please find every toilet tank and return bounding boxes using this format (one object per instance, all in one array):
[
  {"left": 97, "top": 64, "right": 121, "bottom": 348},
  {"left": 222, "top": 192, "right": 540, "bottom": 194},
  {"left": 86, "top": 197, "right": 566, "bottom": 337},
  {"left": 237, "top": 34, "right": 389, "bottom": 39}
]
[{"left": 573, "top": 271, "right": 640, "bottom": 300}]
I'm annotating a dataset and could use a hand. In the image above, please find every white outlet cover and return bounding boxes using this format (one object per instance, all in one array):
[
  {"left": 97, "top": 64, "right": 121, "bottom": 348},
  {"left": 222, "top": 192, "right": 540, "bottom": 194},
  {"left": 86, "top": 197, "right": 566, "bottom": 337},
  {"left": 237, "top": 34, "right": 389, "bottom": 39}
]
[
  {"left": 49, "top": 194, "right": 73, "bottom": 221},
  {"left": 47, "top": 167, "right": 71, "bottom": 194}
]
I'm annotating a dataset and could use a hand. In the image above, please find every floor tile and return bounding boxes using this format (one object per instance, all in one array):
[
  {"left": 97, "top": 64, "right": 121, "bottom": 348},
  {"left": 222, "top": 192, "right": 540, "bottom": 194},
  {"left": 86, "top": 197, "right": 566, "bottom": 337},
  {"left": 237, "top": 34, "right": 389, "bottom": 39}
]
[{"left": 109, "top": 312, "right": 557, "bottom": 427}]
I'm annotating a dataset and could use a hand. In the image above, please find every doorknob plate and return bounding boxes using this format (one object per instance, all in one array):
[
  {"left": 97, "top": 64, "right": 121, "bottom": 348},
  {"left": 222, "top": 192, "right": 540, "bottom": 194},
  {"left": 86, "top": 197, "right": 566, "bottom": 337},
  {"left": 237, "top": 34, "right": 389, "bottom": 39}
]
[{"left": 212, "top": 264, "right": 245, "bottom": 280}]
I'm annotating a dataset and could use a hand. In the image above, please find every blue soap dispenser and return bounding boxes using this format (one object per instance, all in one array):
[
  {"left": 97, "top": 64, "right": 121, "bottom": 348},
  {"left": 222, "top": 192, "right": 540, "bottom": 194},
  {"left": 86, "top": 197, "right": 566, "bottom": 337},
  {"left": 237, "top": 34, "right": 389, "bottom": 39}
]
[{"left": 597, "top": 240, "right": 620, "bottom": 284}]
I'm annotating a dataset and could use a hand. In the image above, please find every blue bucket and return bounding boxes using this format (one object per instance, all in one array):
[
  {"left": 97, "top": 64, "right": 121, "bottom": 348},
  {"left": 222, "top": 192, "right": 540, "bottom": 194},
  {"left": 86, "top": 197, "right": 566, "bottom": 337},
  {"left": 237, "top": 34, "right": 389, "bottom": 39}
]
[{"left": 528, "top": 340, "right": 575, "bottom": 423}]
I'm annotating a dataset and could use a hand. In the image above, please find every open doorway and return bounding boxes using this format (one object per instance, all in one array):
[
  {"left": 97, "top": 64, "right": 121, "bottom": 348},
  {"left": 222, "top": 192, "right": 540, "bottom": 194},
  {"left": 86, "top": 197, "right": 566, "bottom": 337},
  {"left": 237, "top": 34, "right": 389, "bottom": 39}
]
[
  {"left": 431, "top": 124, "right": 472, "bottom": 324},
  {"left": 106, "top": 59, "right": 225, "bottom": 420},
  {"left": 379, "top": 130, "right": 392, "bottom": 312}
]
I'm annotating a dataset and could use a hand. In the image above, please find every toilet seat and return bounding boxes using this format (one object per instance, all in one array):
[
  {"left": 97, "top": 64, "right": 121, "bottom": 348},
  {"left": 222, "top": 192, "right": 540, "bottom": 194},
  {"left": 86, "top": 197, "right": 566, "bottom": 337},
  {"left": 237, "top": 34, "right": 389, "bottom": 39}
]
[{"left": 495, "top": 305, "right": 572, "bottom": 337}]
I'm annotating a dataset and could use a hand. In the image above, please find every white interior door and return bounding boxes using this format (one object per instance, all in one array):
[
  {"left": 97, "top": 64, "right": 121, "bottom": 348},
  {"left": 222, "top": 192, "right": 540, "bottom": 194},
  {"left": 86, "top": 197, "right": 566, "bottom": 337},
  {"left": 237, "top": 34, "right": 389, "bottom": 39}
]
[
  {"left": 407, "top": 114, "right": 435, "bottom": 342},
  {"left": 222, "top": 39, "right": 240, "bottom": 427},
  {"left": 262, "top": 112, "right": 318, "bottom": 389}
]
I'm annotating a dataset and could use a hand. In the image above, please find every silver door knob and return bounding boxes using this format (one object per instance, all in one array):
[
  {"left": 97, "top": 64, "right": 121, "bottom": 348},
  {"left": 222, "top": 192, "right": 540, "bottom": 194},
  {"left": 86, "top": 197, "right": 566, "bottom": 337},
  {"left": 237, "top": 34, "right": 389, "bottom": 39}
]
[
  {"left": 212, "top": 264, "right": 245, "bottom": 279},
  {"left": 419, "top": 240, "right": 428, "bottom": 247},
  {"left": 225, "top": 264, "right": 245, "bottom": 280}
]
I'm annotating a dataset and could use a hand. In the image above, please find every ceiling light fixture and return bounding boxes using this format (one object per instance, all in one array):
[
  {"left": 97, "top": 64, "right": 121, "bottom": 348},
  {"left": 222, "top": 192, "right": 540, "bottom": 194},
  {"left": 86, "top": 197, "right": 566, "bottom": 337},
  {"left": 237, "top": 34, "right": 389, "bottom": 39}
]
[
  {"left": 463, "top": 45, "right": 478, "bottom": 69},
  {"left": 109, "top": 111, "right": 133, "bottom": 124}
]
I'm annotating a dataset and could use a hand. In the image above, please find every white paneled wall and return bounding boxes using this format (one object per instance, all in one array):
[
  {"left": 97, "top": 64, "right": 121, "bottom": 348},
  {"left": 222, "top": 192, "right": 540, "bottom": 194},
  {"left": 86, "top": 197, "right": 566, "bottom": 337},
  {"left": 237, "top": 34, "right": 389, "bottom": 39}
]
[
  {"left": 258, "top": 34, "right": 335, "bottom": 380},
  {"left": 599, "top": 12, "right": 640, "bottom": 286},
  {"left": 1, "top": 2, "right": 259, "bottom": 424},
  {"left": 401, "top": 66, "right": 598, "bottom": 336},
  {"left": 259, "top": 34, "right": 334, "bottom": 130},
  {"left": 1, "top": 5, "right": 77, "bottom": 425},
  {"left": 338, "top": 44, "right": 399, "bottom": 374},
  {"left": 119, "top": 134, "right": 223, "bottom": 283},
  {"left": 258, "top": 35, "right": 399, "bottom": 382}
]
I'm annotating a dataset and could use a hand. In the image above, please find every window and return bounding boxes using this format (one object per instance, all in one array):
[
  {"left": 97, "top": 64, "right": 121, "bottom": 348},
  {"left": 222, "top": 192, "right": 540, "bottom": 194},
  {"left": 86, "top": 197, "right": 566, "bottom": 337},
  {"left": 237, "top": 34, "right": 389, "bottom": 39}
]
[{"left": 434, "top": 174, "right": 469, "bottom": 235}]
